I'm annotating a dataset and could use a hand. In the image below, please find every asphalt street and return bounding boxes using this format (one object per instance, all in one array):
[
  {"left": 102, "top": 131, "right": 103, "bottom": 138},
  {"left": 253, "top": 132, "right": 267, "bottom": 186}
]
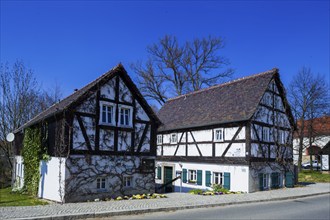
[{"left": 105, "top": 194, "right": 330, "bottom": 220}]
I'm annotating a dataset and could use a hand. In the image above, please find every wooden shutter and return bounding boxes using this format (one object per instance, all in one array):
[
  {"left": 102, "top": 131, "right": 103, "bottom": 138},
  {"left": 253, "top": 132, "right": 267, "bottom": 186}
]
[
  {"left": 223, "top": 172, "right": 230, "bottom": 190},
  {"left": 205, "top": 171, "right": 211, "bottom": 187},
  {"left": 197, "top": 170, "right": 202, "bottom": 185},
  {"left": 259, "top": 173, "right": 264, "bottom": 191},
  {"left": 182, "top": 169, "right": 187, "bottom": 183},
  {"left": 157, "top": 167, "right": 162, "bottom": 179},
  {"left": 285, "top": 172, "right": 294, "bottom": 188}
]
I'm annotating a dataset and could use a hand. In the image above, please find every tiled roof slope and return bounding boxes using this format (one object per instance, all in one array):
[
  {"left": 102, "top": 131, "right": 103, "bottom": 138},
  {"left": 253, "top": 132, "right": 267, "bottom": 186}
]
[
  {"left": 296, "top": 116, "right": 330, "bottom": 137},
  {"left": 157, "top": 69, "right": 278, "bottom": 132},
  {"left": 16, "top": 64, "right": 160, "bottom": 132}
]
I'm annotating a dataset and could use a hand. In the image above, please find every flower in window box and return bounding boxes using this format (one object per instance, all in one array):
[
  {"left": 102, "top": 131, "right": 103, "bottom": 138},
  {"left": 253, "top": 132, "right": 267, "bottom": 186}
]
[{"left": 188, "top": 179, "right": 197, "bottom": 184}]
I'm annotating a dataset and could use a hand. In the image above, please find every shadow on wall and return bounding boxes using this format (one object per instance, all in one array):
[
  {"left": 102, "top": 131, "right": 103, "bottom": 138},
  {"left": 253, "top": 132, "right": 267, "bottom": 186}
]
[{"left": 39, "top": 161, "right": 48, "bottom": 198}]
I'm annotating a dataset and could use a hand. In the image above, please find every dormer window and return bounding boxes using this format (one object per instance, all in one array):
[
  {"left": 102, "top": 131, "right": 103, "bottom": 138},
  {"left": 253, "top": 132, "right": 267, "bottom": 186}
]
[
  {"left": 119, "top": 105, "right": 133, "bottom": 127},
  {"left": 100, "top": 102, "right": 115, "bottom": 125}
]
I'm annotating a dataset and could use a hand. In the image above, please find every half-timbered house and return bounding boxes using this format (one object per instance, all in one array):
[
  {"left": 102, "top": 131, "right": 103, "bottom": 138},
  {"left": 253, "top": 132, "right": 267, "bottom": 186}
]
[
  {"left": 12, "top": 64, "right": 160, "bottom": 202},
  {"left": 155, "top": 68, "right": 295, "bottom": 193}
]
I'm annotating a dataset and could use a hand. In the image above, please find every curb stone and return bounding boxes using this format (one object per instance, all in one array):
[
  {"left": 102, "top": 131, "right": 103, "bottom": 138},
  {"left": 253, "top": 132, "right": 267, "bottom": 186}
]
[{"left": 13, "top": 191, "right": 330, "bottom": 220}]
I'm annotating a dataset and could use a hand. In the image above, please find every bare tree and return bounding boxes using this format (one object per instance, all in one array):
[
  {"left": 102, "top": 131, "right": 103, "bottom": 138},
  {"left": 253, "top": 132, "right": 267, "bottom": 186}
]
[
  {"left": 0, "top": 60, "right": 62, "bottom": 183},
  {"left": 288, "top": 67, "right": 328, "bottom": 172},
  {"left": 131, "top": 35, "right": 233, "bottom": 105}
]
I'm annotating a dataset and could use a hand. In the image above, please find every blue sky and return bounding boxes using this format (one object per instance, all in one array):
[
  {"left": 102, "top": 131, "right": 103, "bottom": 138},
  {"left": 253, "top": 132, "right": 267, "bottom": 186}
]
[{"left": 1, "top": 0, "right": 329, "bottom": 99}]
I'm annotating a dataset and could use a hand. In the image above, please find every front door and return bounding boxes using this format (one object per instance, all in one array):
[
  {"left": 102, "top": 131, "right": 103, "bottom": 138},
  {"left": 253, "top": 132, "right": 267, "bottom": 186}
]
[{"left": 164, "top": 166, "right": 173, "bottom": 193}]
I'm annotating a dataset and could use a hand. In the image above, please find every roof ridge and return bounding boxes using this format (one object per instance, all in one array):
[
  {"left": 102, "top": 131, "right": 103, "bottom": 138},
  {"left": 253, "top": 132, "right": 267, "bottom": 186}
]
[{"left": 167, "top": 68, "right": 278, "bottom": 102}]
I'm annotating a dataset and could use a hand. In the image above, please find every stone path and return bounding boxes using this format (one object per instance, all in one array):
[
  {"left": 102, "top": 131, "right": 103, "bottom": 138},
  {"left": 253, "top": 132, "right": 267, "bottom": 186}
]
[{"left": 1, "top": 183, "right": 329, "bottom": 220}]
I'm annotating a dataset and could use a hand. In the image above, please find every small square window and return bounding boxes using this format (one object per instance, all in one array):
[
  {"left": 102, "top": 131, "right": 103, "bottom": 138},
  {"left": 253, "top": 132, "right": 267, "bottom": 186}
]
[
  {"left": 214, "top": 129, "right": 224, "bottom": 141},
  {"left": 188, "top": 170, "right": 197, "bottom": 183},
  {"left": 213, "top": 172, "right": 223, "bottom": 185},
  {"left": 123, "top": 176, "right": 132, "bottom": 187},
  {"left": 170, "top": 133, "right": 177, "bottom": 143},
  {"left": 97, "top": 178, "right": 106, "bottom": 189},
  {"left": 157, "top": 135, "right": 162, "bottom": 144}
]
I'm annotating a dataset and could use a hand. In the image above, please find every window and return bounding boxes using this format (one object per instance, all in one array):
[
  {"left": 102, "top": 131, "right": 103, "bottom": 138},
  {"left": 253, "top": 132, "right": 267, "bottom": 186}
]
[
  {"left": 97, "top": 178, "right": 106, "bottom": 189},
  {"left": 123, "top": 176, "right": 132, "bottom": 187},
  {"left": 157, "top": 135, "right": 162, "bottom": 144},
  {"left": 214, "top": 129, "right": 224, "bottom": 141},
  {"left": 213, "top": 172, "right": 223, "bottom": 185},
  {"left": 100, "top": 102, "right": 114, "bottom": 125},
  {"left": 120, "top": 107, "right": 131, "bottom": 126},
  {"left": 263, "top": 174, "right": 269, "bottom": 189},
  {"left": 118, "top": 105, "right": 133, "bottom": 127},
  {"left": 170, "top": 133, "right": 177, "bottom": 143},
  {"left": 262, "top": 127, "right": 269, "bottom": 142},
  {"left": 188, "top": 170, "right": 197, "bottom": 183}
]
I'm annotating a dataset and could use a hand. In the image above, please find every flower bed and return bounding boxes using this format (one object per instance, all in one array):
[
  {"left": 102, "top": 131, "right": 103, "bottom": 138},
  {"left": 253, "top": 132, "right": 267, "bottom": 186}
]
[{"left": 94, "top": 193, "right": 167, "bottom": 202}]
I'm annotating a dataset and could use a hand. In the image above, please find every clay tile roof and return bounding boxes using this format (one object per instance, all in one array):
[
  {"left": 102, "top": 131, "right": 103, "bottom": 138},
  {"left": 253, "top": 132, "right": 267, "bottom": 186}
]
[
  {"left": 296, "top": 116, "right": 330, "bottom": 137},
  {"left": 15, "top": 64, "right": 160, "bottom": 132},
  {"left": 157, "top": 68, "right": 279, "bottom": 132}
]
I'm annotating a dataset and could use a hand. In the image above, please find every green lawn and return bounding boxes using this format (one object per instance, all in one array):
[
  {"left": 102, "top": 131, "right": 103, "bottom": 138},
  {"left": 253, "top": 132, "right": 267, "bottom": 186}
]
[
  {"left": 298, "top": 170, "right": 330, "bottom": 183},
  {"left": 0, "top": 188, "right": 49, "bottom": 207}
]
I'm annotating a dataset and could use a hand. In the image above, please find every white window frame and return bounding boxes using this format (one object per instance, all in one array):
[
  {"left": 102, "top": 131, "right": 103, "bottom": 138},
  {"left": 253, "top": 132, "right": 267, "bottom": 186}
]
[
  {"left": 188, "top": 170, "right": 197, "bottom": 182},
  {"left": 118, "top": 105, "right": 133, "bottom": 127},
  {"left": 157, "top": 135, "right": 162, "bottom": 144},
  {"left": 262, "top": 127, "right": 270, "bottom": 142},
  {"left": 123, "top": 176, "right": 133, "bottom": 187},
  {"left": 96, "top": 177, "right": 106, "bottom": 190},
  {"left": 100, "top": 101, "right": 115, "bottom": 125},
  {"left": 213, "top": 172, "right": 223, "bottom": 186},
  {"left": 170, "top": 133, "right": 177, "bottom": 144},
  {"left": 214, "top": 128, "right": 224, "bottom": 142},
  {"left": 263, "top": 173, "right": 269, "bottom": 189}
]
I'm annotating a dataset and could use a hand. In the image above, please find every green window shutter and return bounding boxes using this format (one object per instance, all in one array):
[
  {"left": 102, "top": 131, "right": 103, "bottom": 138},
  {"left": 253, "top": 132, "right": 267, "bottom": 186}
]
[
  {"left": 259, "top": 173, "right": 264, "bottom": 191},
  {"left": 182, "top": 169, "right": 187, "bottom": 183},
  {"left": 285, "top": 172, "right": 294, "bottom": 188},
  {"left": 157, "top": 167, "right": 161, "bottom": 179},
  {"left": 223, "top": 172, "right": 230, "bottom": 190},
  {"left": 197, "top": 170, "right": 202, "bottom": 185},
  {"left": 271, "top": 172, "right": 276, "bottom": 189},
  {"left": 205, "top": 171, "right": 211, "bottom": 187}
]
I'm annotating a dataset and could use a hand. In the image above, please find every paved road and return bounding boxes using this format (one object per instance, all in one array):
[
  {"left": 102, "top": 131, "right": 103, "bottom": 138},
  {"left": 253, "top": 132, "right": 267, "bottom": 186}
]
[{"left": 106, "top": 194, "right": 330, "bottom": 220}]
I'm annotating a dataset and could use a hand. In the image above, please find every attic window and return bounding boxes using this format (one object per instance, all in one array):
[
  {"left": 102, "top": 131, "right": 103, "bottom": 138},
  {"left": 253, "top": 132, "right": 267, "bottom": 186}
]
[
  {"left": 214, "top": 128, "right": 224, "bottom": 142},
  {"left": 119, "top": 105, "right": 133, "bottom": 127},
  {"left": 100, "top": 102, "right": 115, "bottom": 125},
  {"left": 170, "top": 133, "right": 177, "bottom": 144}
]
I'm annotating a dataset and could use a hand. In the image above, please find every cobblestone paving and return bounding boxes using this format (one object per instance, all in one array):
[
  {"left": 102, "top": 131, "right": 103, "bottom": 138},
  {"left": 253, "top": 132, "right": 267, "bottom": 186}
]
[{"left": 1, "top": 183, "right": 329, "bottom": 220}]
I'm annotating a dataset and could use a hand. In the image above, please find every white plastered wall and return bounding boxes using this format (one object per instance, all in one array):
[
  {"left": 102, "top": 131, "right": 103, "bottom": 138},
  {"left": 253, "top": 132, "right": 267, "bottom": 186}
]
[
  {"left": 38, "top": 157, "right": 66, "bottom": 202},
  {"left": 156, "top": 161, "right": 249, "bottom": 193}
]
